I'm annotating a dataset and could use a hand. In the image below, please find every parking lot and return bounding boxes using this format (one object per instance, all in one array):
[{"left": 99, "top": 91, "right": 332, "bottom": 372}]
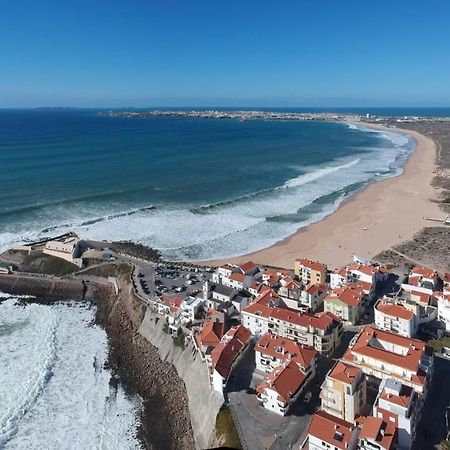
[{"left": 134, "top": 263, "right": 213, "bottom": 299}]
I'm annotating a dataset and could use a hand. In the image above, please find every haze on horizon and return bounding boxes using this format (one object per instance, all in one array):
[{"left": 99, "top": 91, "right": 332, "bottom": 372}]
[{"left": 1, "top": 0, "right": 450, "bottom": 108}]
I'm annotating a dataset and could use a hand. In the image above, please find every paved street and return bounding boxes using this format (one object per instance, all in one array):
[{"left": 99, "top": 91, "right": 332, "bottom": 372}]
[{"left": 226, "top": 346, "right": 335, "bottom": 450}]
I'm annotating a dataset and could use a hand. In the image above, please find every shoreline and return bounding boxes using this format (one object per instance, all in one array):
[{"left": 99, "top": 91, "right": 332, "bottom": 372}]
[
  {"left": 0, "top": 272, "right": 196, "bottom": 450},
  {"left": 200, "top": 122, "right": 443, "bottom": 270}
]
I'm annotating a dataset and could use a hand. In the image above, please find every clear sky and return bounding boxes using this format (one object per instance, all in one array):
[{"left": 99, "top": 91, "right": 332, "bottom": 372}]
[{"left": 1, "top": 0, "right": 450, "bottom": 107}]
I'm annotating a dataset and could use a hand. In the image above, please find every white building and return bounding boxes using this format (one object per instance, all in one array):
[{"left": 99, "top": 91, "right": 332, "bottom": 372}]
[
  {"left": 180, "top": 295, "right": 205, "bottom": 324},
  {"left": 242, "top": 302, "right": 342, "bottom": 356},
  {"left": 343, "top": 326, "right": 433, "bottom": 395},
  {"left": 256, "top": 359, "right": 312, "bottom": 416},
  {"left": 373, "top": 378, "right": 421, "bottom": 449},
  {"left": 211, "top": 264, "right": 235, "bottom": 285},
  {"left": 254, "top": 332, "right": 317, "bottom": 374},
  {"left": 303, "top": 410, "right": 359, "bottom": 450},
  {"left": 210, "top": 325, "right": 252, "bottom": 394},
  {"left": 374, "top": 298, "right": 419, "bottom": 337},
  {"left": 224, "top": 272, "right": 252, "bottom": 290},
  {"left": 438, "top": 293, "right": 450, "bottom": 333},
  {"left": 300, "top": 283, "right": 328, "bottom": 312}
]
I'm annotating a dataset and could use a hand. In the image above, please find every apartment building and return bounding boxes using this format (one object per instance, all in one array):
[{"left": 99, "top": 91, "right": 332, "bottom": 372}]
[
  {"left": 320, "top": 361, "right": 367, "bottom": 423},
  {"left": 294, "top": 258, "right": 327, "bottom": 285},
  {"left": 342, "top": 326, "right": 433, "bottom": 395}
]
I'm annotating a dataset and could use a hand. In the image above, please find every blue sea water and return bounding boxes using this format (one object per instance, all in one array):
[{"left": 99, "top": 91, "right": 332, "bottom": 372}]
[{"left": 0, "top": 109, "right": 417, "bottom": 260}]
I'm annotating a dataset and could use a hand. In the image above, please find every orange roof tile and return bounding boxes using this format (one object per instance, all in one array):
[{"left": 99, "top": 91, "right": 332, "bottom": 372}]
[
  {"left": 376, "top": 301, "right": 414, "bottom": 321},
  {"left": 229, "top": 272, "right": 247, "bottom": 282},
  {"left": 328, "top": 361, "right": 362, "bottom": 385},
  {"left": 305, "top": 283, "right": 327, "bottom": 295},
  {"left": 325, "top": 283, "right": 365, "bottom": 307},
  {"left": 359, "top": 416, "right": 396, "bottom": 449},
  {"left": 343, "top": 326, "right": 426, "bottom": 373},
  {"left": 255, "top": 333, "right": 317, "bottom": 368},
  {"left": 200, "top": 321, "right": 224, "bottom": 347},
  {"left": 256, "top": 360, "right": 308, "bottom": 403},
  {"left": 306, "top": 410, "right": 355, "bottom": 450},
  {"left": 411, "top": 266, "right": 436, "bottom": 279},
  {"left": 296, "top": 258, "right": 327, "bottom": 272},
  {"left": 239, "top": 260, "right": 258, "bottom": 274},
  {"left": 211, "top": 325, "right": 252, "bottom": 379}
]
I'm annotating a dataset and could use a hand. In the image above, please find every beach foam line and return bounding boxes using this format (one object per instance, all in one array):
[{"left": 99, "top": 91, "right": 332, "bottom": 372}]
[
  {"left": 282, "top": 158, "right": 360, "bottom": 189},
  {"left": 190, "top": 157, "right": 362, "bottom": 214}
]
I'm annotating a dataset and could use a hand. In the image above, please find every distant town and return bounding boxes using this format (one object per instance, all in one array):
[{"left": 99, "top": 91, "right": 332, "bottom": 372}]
[
  {"left": 101, "top": 109, "right": 450, "bottom": 124},
  {"left": 2, "top": 232, "right": 450, "bottom": 449}
]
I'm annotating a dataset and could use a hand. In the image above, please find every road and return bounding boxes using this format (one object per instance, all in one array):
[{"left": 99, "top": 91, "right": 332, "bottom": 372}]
[{"left": 226, "top": 346, "right": 336, "bottom": 450}]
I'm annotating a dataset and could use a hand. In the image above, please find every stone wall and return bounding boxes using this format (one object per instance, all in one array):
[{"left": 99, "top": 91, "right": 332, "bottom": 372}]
[{"left": 139, "top": 310, "right": 224, "bottom": 449}]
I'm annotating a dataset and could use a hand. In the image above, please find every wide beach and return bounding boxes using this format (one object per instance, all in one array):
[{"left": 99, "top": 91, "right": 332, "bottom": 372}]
[{"left": 203, "top": 123, "right": 443, "bottom": 270}]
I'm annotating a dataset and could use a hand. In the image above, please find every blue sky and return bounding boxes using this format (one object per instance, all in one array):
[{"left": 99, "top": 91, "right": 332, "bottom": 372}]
[{"left": 1, "top": 0, "right": 450, "bottom": 107}]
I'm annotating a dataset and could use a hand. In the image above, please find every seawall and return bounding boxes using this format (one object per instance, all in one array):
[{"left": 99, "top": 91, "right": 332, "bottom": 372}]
[
  {"left": 0, "top": 273, "right": 90, "bottom": 301},
  {"left": 139, "top": 311, "right": 224, "bottom": 449},
  {"left": 0, "top": 272, "right": 197, "bottom": 450}
]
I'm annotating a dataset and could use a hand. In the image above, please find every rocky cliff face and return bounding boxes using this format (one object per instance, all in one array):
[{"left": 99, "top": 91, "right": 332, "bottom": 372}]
[
  {"left": 0, "top": 272, "right": 196, "bottom": 450},
  {"left": 92, "top": 279, "right": 196, "bottom": 450},
  {"left": 139, "top": 311, "right": 224, "bottom": 449}
]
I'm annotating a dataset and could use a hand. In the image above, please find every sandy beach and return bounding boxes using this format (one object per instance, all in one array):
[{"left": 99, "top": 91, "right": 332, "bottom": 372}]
[{"left": 202, "top": 123, "right": 444, "bottom": 270}]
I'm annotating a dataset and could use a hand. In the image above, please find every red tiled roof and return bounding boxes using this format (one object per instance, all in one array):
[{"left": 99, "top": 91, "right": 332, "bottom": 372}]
[
  {"left": 376, "top": 301, "right": 414, "bottom": 321},
  {"left": 306, "top": 410, "right": 355, "bottom": 450},
  {"left": 243, "top": 302, "right": 341, "bottom": 332},
  {"left": 200, "top": 321, "right": 224, "bottom": 347},
  {"left": 325, "top": 283, "right": 364, "bottom": 307},
  {"left": 296, "top": 258, "right": 327, "bottom": 272},
  {"left": 239, "top": 260, "right": 258, "bottom": 274},
  {"left": 211, "top": 325, "right": 252, "bottom": 379},
  {"left": 343, "top": 326, "right": 426, "bottom": 373},
  {"left": 254, "top": 289, "right": 281, "bottom": 306},
  {"left": 358, "top": 416, "right": 396, "bottom": 449},
  {"left": 348, "top": 263, "right": 388, "bottom": 277},
  {"left": 229, "top": 272, "right": 247, "bottom": 282},
  {"left": 411, "top": 266, "right": 436, "bottom": 279},
  {"left": 219, "top": 263, "right": 236, "bottom": 272},
  {"left": 305, "top": 283, "right": 327, "bottom": 296},
  {"left": 379, "top": 384, "right": 414, "bottom": 409},
  {"left": 328, "top": 361, "right": 362, "bottom": 385},
  {"left": 159, "top": 294, "right": 183, "bottom": 308},
  {"left": 255, "top": 333, "right": 317, "bottom": 368},
  {"left": 256, "top": 360, "right": 308, "bottom": 403}
]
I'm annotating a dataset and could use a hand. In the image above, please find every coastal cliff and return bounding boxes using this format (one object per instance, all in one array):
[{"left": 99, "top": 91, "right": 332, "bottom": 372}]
[
  {"left": 0, "top": 271, "right": 196, "bottom": 450},
  {"left": 139, "top": 311, "right": 224, "bottom": 449}
]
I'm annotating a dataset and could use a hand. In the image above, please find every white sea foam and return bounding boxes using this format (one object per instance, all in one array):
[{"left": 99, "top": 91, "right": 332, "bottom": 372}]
[
  {"left": 282, "top": 158, "right": 361, "bottom": 189},
  {"left": 0, "top": 299, "right": 140, "bottom": 449},
  {"left": 0, "top": 125, "right": 414, "bottom": 261}
]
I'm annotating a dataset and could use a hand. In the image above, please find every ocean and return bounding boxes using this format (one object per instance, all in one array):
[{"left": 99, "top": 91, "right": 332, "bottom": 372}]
[
  {"left": 0, "top": 295, "right": 141, "bottom": 449},
  {"left": 0, "top": 108, "right": 417, "bottom": 260}
]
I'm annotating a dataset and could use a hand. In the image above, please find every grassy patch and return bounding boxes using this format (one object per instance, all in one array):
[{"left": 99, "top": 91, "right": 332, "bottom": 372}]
[
  {"left": 215, "top": 407, "right": 242, "bottom": 449},
  {"left": 173, "top": 331, "right": 186, "bottom": 349},
  {"left": 425, "top": 335, "right": 450, "bottom": 353},
  {"left": 21, "top": 253, "right": 78, "bottom": 276},
  {"left": 117, "top": 263, "right": 132, "bottom": 276}
]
